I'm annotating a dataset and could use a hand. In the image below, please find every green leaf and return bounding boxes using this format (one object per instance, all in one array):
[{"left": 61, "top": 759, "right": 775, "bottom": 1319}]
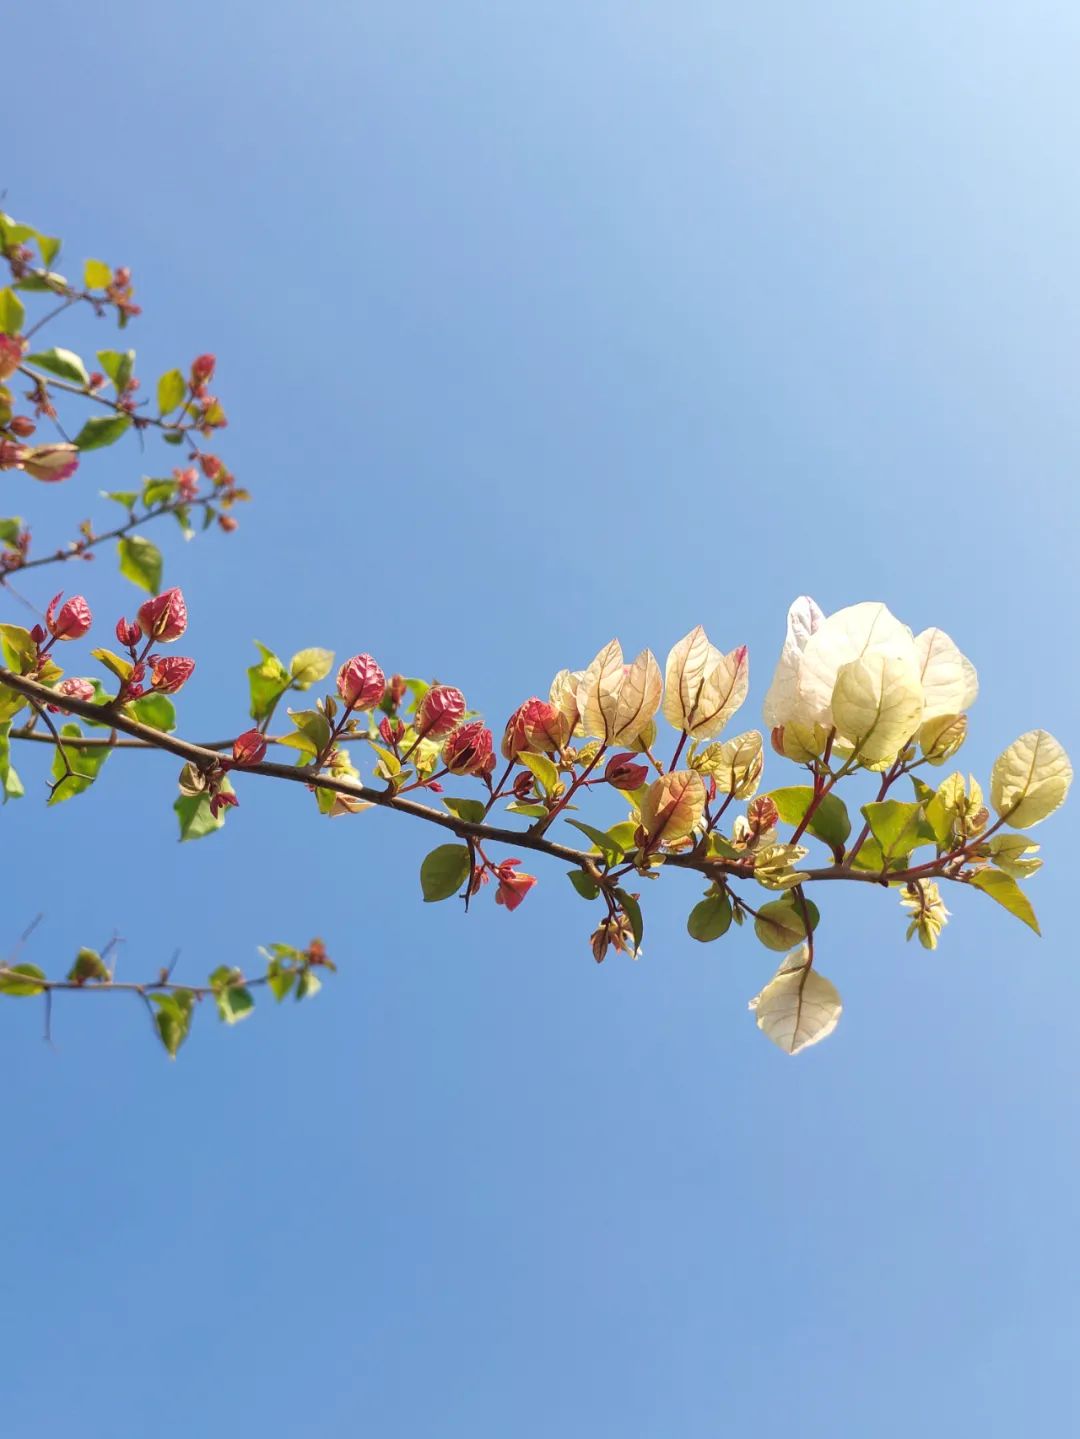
[
  {"left": 565, "top": 819, "right": 627, "bottom": 862},
  {"left": 613, "top": 888, "right": 644, "bottom": 952},
  {"left": 49, "top": 725, "right": 110, "bottom": 804},
  {"left": 282, "top": 708, "right": 331, "bottom": 758},
  {"left": 96, "top": 348, "right": 134, "bottom": 393},
  {"left": 153, "top": 990, "right": 194, "bottom": 1057},
  {"left": 568, "top": 869, "right": 601, "bottom": 900},
  {"left": 157, "top": 367, "right": 187, "bottom": 414},
  {"left": 969, "top": 870, "right": 1040, "bottom": 935},
  {"left": 860, "top": 800, "right": 936, "bottom": 863},
  {"left": 0, "top": 721, "right": 24, "bottom": 802},
  {"left": 14, "top": 271, "right": 68, "bottom": 293},
  {"left": 0, "top": 287, "right": 25, "bottom": 333},
  {"left": 67, "top": 948, "right": 111, "bottom": 983},
  {"left": 84, "top": 258, "right": 112, "bottom": 289},
  {"left": 247, "top": 642, "right": 290, "bottom": 722},
  {"left": 753, "top": 895, "right": 819, "bottom": 952},
  {"left": 295, "top": 969, "right": 322, "bottom": 1001},
  {"left": 420, "top": 843, "right": 472, "bottom": 902},
  {"left": 209, "top": 967, "right": 256, "bottom": 1024},
  {"left": 0, "top": 623, "right": 37, "bottom": 673},
  {"left": 768, "top": 786, "right": 851, "bottom": 853},
  {"left": 25, "top": 347, "right": 89, "bottom": 384},
  {"left": 74, "top": 413, "right": 131, "bottom": 451},
  {"left": 36, "top": 234, "right": 61, "bottom": 267},
  {"left": 142, "top": 478, "right": 177, "bottom": 508},
  {"left": 442, "top": 795, "right": 487, "bottom": 825},
  {"left": 90, "top": 646, "right": 132, "bottom": 681},
  {"left": 128, "top": 693, "right": 176, "bottom": 732},
  {"left": 289, "top": 647, "right": 334, "bottom": 689},
  {"left": 266, "top": 959, "right": 296, "bottom": 1002},
  {"left": 117, "top": 535, "right": 163, "bottom": 593},
  {"left": 105, "top": 491, "right": 138, "bottom": 511},
  {"left": 518, "top": 751, "right": 559, "bottom": 795},
  {"left": 505, "top": 801, "right": 548, "bottom": 818},
  {"left": 0, "top": 518, "right": 22, "bottom": 548},
  {"left": 0, "top": 963, "right": 46, "bottom": 996},
  {"left": 687, "top": 892, "right": 732, "bottom": 941},
  {"left": 175, "top": 788, "right": 231, "bottom": 842}
]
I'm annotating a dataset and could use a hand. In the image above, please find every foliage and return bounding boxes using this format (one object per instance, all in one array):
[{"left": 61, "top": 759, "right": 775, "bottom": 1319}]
[{"left": 0, "top": 210, "right": 1072, "bottom": 1057}]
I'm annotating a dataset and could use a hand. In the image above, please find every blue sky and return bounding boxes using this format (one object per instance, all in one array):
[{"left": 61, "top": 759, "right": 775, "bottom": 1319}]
[{"left": 4, "top": 3, "right": 1080, "bottom": 1434}]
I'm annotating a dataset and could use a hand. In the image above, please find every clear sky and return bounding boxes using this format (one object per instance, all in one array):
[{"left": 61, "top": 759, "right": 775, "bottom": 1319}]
[{"left": 4, "top": 4, "right": 1080, "bottom": 1435}]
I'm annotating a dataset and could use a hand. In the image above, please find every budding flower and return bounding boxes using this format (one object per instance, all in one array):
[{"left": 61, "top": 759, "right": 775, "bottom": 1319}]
[
  {"left": 200, "top": 453, "right": 223, "bottom": 480},
  {"left": 493, "top": 860, "right": 537, "bottom": 912},
  {"left": 19, "top": 443, "right": 79, "bottom": 482},
  {"left": 115, "top": 616, "right": 142, "bottom": 648},
  {"left": 137, "top": 587, "right": 188, "bottom": 642},
  {"left": 337, "top": 653, "right": 386, "bottom": 711},
  {"left": 388, "top": 674, "right": 408, "bottom": 708},
  {"left": 47, "top": 676, "right": 95, "bottom": 712},
  {"left": 501, "top": 697, "right": 570, "bottom": 759},
  {"left": 45, "top": 592, "right": 92, "bottom": 642},
  {"left": 416, "top": 685, "right": 467, "bottom": 740},
  {"left": 443, "top": 720, "right": 495, "bottom": 776},
  {"left": 379, "top": 715, "right": 405, "bottom": 745},
  {"left": 232, "top": 728, "right": 268, "bottom": 766},
  {"left": 191, "top": 353, "right": 216, "bottom": 386},
  {"left": 0, "top": 333, "right": 25, "bottom": 381},
  {"left": 604, "top": 752, "right": 649, "bottom": 790},
  {"left": 150, "top": 655, "right": 195, "bottom": 694},
  {"left": 8, "top": 415, "right": 35, "bottom": 438}
]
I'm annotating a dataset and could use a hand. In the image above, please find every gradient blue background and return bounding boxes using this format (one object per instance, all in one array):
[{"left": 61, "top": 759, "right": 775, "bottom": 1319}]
[{"left": 4, "top": 4, "right": 1079, "bottom": 1435}]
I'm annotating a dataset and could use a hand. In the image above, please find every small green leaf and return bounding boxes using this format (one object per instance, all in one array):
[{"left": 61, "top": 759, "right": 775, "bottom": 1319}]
[
  {"left": 67, "top": 948, "right": 111, "bottom": 983},
  {"left": 613, "top": 888, "right": 644, "bottom": 952},
  {"left": 861, "top": 800, "right": 937, "bottom": 863},
  {"left": 768, "top": 786, "right": 851, "bottom": 853},
  {"left": 25, "top": 347, "right": 89, "bottom": 384},
  {"left": 753, "top": 895, "right": 819, "bottom": 952},
  {"left": 153, "top": 990, "right": 194, "bottom": 1057},
  {"left": 0, "top": 721, "right": 24, "bottom": 802},
  {"left": 969, "top": 870, "right": 1040, "bottom": 935},
  {"left": 84, "top": 258, "right": 112, "bottom": 289},
  {"left": 117, "top": 535, "right": 163, "bottom": 593},
  {"left": 74, "top": 413, "right": 131, "bottom": 451},
  {"left": 565, "top": 819, "right": 627, "bottom": 862},
  {"left": 210, "top": 967, "right": 256, "bottom": 1024},
  {"left": 420, "top": 843, "right": 472, "bottom": 902},
  {"left": 687, "top": 892, "right": 732, "bottom": 942},
  {"left": 37, "top": 234, "right": 61, "bottom": 267},
  {"left": 568, "top": 869, "right": 601, "bottom": 900},
  {"left": 442, "top": 795, "right": 487, "bottom": 824},
  {"left": 142, "top": 478, "right": 177, "bottom": 508},
  {"left": 289, "top": 647, "right": 334, "bottom": 689},
  {"left": 105, "top": 491, "right": 138, "bottom": 511},
  {"left": 284, "top": 708, "right": 331, "bottom": 758},
  {"left": 96, "top": 348, "right": 134, "bottom": 393},
  {"left": 505, "top": 801, "right": 548, "bottom": 818},
  {"left": 518, "top": 751, "right": 559, "bottom": 795},
  {"left": 0, "top": 287, "right": 25, "bottom": 333},
  {"left": 90, "top": 646, "right": 133, "bottom": 681},
  {"left": 157, "top": 368, "right": 187, "bottom": 414},
  {"left": 266, "top": 959, "right": 295, "bottom": 1002},
  {"left": 0, "top": 623, "right": 37, "bottom": 673},
  {"left": 295, "top": 969, "right": 322, "bottom": 1001},
  {"left": 0, "top": 963, "right": 46, "bottom": 996},
  {"left": 49, "top": 725, "right": 110, "bottom": 804},
  {"left": 174, "top": 787, "right": 231, "bottom": 842},
  {"left": 128, "top": 693, "right": 176, "bottom": 732},
  {"left": 0, "top": 518, "right": 22, "bottom": 548},
  {"left": 247, "top": 642, "right": 290, "bottom": 722}
]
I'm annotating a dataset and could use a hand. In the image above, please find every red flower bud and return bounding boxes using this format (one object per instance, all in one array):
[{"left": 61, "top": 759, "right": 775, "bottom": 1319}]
[
  {"left": 8, "top": 415, "right": 35, "bottom": 438},
  {"left": 443, "top": 720, "right": 494, "bottom": 776},
  {"left": 174, "top": 466, "right": 199, "bottom": 501},
  {"left": 379, "top": 715, "right": 405, "bottom": 745},
  {"left": 19, "top": 443, "right": 79, "bottom": 482},
  {"left": 337, "top": 653, "right": 386, "bottom": 711},
  {"left": 115, "top": 616, "right": 142, "bottom": 648},
  {"left": 150, "top": 655, "right": 195, "bottom": 694},
  {"left": 494, "top": 860, "right": 537, "bottom": 912},
  {"left": 232, "top": 728, "right": 267, "bottom": 766},
  {"left": 113, "top": 266, "right": 132, "bottom": 289},
  {"left": 137, "top": 587, "right": 187, "bottom": 642},
  {"left": 209, "top": 788, "right": 238, "bottom": 818},
  {"left": 416, "top": 685, "right": 466, "bottom": 740},
  {"left": 200, "top": 453, "right": 223, "bottom": 480},
  {"left": 29, "top": 624, "right": 45, "bottom": 645},
  {"left": 604, "top": 753, "right": 649, "bottom": 791},
  {"left": 191, "top": 354, "right": 216, "bottom": 385},
  {"left": 389, "top": 674, "right": 408, "bottom": 708},
  {"left": 88, "top": 372, "right": 106, "bottom": 389},
  {"left": 218, "top": 514, "right": 238, "bottom": 533},
  {"left": 501, "top": 697, "right": 570, "bottom": 759},
  {"left": 0, "top": 333, "right": 25, "bottom": 382},
  {"left": 45, "top": 591, "right": 92, "bottom": 641}
]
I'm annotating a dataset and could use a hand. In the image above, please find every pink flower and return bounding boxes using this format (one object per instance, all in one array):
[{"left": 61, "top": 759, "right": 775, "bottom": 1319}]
[
  {"left": 416, "top": 685, "right": 466, "bottom": 740},
  {"left": 443, "top": 720, "right": 494, "bottom": 776},
  {"left": 150, "top": 655, "right": 195, "bottom": 694},
  {"left": 137, "top": 587, "right": 187, "bottom": 642},
  {"left": 45, "top": 592, "right": 92, "bottom": 641},
  {"left": 191, "top": 354, "right": 216, "bottom": 386},
  {"left": 501, "top": 697, "right": 570, "bottom": 759},
  {"left": 232, "top": 729, "right": 267, "bottom": 766},
  {"left": 200, "top": 453, "right": 222, "bottom": 481},
  {"left": 494, "top": 860, "right": 537, "bottom": 912},
  {"left": 19, "top": 443, "right": 79, "bottom": 483},
  {"left": 604, "top": 753, "right": 649, "bottom": 791},
  {"left": 174, "top": 467, "right": 199, "bottom": 502},
  {"left": 0, "top": 333, "right": 25, "bottom": 382},
  {"left": 47, "top": 677, "right": 95, "bottom": 713},
  {"left": 337, "top": 653, "right": 386, "bottom": 711}
]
